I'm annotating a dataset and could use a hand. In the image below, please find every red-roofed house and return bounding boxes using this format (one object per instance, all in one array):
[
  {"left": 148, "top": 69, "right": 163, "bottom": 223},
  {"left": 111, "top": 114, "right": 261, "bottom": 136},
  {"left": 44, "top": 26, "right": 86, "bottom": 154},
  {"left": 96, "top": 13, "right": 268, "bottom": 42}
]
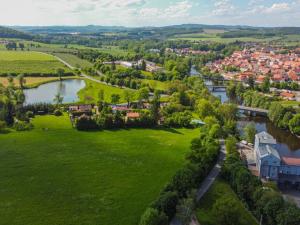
[{"left": 280, "top": 92, "right": 296, "bottom": 101}]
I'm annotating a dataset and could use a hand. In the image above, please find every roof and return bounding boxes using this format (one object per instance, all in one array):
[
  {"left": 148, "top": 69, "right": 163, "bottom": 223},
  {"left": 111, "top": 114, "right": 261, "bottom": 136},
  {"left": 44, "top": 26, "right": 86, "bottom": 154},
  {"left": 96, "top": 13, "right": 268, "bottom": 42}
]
[
  {"left": 126, "top": 112, "right": 140, "bottom": 119},
  {"left": 259, "top": 144, "right": 280, "bottom": 160},
  {"left": 256, "top": 132, "right": 277, "bottom": 145},
  {"left": 282, "top": 157, "right": 300, "bottom": 166}
]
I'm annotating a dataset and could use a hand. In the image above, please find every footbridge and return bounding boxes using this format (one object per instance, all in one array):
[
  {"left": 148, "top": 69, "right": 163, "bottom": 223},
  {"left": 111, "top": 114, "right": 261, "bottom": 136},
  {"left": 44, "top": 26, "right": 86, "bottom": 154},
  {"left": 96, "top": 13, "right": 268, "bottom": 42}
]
[{"left": 238, "top": 105, "right": 269, "bottom": 116}]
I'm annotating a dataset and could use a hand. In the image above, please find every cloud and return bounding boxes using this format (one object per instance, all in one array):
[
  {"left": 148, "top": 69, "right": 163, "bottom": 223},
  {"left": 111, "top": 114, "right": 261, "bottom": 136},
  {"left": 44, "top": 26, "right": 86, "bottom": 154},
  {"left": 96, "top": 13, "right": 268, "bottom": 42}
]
[
  {"left": 264, "top": 2, "right": 291, "bottom": 13},
  {"left": 137, "top": 1, "right": 192, "bottom": 22},
  {"left": 212, "top": 0, "right": 237, "bottom": 16}
]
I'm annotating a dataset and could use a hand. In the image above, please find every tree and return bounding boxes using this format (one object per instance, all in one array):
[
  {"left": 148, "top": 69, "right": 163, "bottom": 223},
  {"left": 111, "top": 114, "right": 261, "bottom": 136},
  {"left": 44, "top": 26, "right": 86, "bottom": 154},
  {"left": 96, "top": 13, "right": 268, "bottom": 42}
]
[
  {"left": 261, "top": 77, "right": 270, "bottom": 93},
  {"left": 225, "top": 136, "right": 238, "bottom": 154},
  {"left": 141, "top": 60, "right": 147, "bottom": 71},
  {"left": 111, "top": 94, "right": 120, "bottom": 104},
  {"left": 123, "top": 90, "right": 134, "bottom": 107},
  {"left": 244, "top": 122, "right": 256, "bottom": 143},
  {"left": 137, "top": 87, "right": 150, "bottom": 104},
  {"left": 53, "top": 93, "right": 63, "bottom": 107},
  {"left": 153, "top": 191, "right": 178, "bottom": 220},
  {"left": 139, "top": 208, "right": 168, "bottom": 225},
  {"left": 176, "top": 197, "right": 195, "bottom": 225},
  {"left": 17, "top": 74, "right": 26, "bottom": 89},
  {"left": 212, "top": 196, "right": 241, "bottom": 225},
  {"left": 247, "top": 76, "right": 255, "bottom": 89},
  {"left": 97, "top": 89, "right": 105, "bottom": 111},
  {"left": 197, "top": 99, "right": 215, "bottom": 119},
  {"left": 18, "top": 43, "right": 25, "bottom": 50},
  {"left": 56, "top": 68, "right": 65, "bottom": 81},
  {"left": 150, "top": 90, "right": 161, "bottom": 123},
  {"left": 289, "top": 114, "right": 300, "bottom": 135}
]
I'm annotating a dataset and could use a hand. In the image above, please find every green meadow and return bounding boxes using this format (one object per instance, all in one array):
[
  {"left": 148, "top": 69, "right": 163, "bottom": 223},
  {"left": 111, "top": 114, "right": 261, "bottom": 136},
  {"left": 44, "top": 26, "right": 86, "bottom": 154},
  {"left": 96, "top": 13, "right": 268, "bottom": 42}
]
[
  {"left": 0, "top": 51, "right": 72, "bottom": 75},
  {"left": 196, "top": 179, "right": 258, "bottom": 225},
  {"left": 78, "top": 79, "right": 137, "bottom": 103},
  {"left": 52, "top": 53, "right": 93, "bottom": 68},
  {"left": 0, "top": 115, "right": 199, "bottom": 225}
]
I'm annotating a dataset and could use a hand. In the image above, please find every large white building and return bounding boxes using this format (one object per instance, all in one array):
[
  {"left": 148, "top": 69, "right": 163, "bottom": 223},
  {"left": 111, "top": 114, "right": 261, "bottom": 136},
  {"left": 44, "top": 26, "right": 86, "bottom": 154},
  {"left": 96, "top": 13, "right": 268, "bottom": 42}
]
[{"left": 255, "top": 132, "right": 300, "bottom": 184}]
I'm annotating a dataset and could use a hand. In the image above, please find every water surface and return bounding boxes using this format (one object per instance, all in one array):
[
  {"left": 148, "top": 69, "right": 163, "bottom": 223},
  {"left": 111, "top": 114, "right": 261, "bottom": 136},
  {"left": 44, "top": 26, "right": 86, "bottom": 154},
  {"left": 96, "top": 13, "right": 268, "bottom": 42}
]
[{"left": 24, "top": 79, "right": 86, "bottom": 104}]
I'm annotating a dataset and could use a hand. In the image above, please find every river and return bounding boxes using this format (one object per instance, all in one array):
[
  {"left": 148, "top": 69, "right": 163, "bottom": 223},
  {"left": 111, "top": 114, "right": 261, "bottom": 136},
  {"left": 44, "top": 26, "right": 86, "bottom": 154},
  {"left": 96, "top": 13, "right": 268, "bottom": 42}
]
[{"left": 196, "top": 71, "right": 300, "bottom": 156}]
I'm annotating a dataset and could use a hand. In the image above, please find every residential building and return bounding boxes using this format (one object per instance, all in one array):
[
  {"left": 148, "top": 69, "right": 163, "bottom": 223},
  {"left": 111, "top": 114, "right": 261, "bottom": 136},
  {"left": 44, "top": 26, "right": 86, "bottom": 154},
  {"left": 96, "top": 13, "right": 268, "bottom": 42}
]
[{"left": 255, "top": 132, "right": 300, "bottom": 184}]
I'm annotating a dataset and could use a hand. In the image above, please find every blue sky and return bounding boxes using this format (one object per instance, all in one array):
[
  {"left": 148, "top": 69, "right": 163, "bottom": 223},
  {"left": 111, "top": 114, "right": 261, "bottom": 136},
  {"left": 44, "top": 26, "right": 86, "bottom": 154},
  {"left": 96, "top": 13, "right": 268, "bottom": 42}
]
[{"left": 0, "top": 0, "right": 299, "bottom": 26}]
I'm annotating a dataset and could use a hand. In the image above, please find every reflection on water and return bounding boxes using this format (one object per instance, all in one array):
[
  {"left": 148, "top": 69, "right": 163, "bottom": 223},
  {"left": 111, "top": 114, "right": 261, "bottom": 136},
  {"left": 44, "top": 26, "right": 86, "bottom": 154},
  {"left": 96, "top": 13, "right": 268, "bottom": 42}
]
[
  {"left": 24, "top": 79, "right": 86, "bottom": 105},
  {"left": 206, "top": 78, "right": 300, "bottom": 157},
  {"left": 238, "top": 116, "right": 300, "bottom": 157}
]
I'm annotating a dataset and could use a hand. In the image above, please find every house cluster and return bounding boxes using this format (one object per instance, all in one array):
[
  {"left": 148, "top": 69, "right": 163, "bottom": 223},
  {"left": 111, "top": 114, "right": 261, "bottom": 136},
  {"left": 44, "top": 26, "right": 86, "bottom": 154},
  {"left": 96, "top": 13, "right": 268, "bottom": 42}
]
[
  {"left": 254, "top": 131, "right": 300, "bottom": 185},
  {"left": 104, "top": 60, "right": 163, "bottom": 73},
  {"left": 208, "top": 48, "right": 300, "bottom": 84},
  {"left": 68, "top": 102, "right": 169, "bottom": 125},
  {"left": 165, "top": 48, "right": 210, "bottom": 56}
]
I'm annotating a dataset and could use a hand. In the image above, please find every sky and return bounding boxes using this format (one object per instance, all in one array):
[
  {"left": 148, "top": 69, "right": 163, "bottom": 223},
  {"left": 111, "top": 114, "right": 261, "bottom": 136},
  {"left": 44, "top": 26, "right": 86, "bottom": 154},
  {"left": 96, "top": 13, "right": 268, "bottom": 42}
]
[{"left": 0, "top": 0, "right": 300, "bottom": 27}]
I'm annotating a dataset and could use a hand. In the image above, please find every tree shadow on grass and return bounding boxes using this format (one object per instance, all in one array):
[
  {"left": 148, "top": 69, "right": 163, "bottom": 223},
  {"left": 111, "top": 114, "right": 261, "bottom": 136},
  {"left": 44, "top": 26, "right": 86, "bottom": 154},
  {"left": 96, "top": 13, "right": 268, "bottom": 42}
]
[
  {"left": 0, "top": 129, "right": 11, "bottom": 134},
  {"left": 107, "top": 127, "right": 185, "bottom": 135}
]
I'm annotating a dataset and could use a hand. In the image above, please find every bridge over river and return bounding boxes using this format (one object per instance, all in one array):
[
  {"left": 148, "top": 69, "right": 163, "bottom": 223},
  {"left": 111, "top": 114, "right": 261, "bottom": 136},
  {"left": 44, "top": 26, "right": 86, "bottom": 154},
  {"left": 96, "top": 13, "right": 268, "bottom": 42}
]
[{"left": 237, "top": 105, "right": 269, "bottom": 116}]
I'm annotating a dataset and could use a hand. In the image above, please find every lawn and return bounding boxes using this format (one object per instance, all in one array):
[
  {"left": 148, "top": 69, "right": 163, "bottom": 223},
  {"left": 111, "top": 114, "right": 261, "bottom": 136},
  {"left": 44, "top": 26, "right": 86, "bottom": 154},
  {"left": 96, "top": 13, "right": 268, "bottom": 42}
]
[
  {"left": 196, "top": 179, "right": 258, "bottom": 225},
  {"left": 78, "top": 79, "right": 137, "bottom": 103},
  {"left": 0, "top": 51, "right": 72, "bottom": 75},
  {"left": 0, "top": 115, "right": 199, "bottom": 225},
  {"left": 52, "top": 53, "right": 93, "bottom": 68}
]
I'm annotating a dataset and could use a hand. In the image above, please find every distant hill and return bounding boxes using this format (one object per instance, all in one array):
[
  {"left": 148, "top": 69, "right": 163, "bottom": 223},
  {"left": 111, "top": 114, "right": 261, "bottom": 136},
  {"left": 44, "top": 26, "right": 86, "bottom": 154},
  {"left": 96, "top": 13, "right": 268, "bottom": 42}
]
[{"left": 0, "top": 26, "right": 32, "bottom": 39}]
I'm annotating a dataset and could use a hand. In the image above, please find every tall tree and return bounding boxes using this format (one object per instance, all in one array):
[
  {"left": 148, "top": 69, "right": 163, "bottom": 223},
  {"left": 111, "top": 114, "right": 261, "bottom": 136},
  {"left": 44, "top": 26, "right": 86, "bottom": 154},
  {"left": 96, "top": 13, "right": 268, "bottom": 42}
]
[
  {"left": 56, "top": 68, "right": 65, "bottom": 81},
  {"left": 17, "top": 74, "right": 26, "bottom": 89}
]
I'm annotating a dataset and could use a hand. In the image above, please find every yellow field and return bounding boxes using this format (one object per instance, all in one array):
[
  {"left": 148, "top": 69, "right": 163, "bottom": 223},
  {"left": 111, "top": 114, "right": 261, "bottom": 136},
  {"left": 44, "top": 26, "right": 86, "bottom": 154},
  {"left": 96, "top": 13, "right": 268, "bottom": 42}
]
[{"left": 0, "top": 77, "right": 65, "bottom": 87}]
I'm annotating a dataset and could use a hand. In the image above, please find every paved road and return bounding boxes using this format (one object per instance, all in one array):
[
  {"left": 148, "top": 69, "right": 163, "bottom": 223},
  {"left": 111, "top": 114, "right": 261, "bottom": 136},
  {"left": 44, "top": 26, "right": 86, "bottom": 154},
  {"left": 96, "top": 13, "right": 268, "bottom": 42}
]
[{"left": 170, "top": 140, "right": 226, "bottom": 225}]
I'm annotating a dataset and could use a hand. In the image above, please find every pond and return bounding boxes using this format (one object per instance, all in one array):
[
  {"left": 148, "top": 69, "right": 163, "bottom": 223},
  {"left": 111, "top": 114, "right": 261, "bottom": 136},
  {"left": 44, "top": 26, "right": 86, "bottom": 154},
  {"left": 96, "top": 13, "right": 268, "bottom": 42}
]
[{"left": 24, "top": 79, "right": 86, "bottom": 105}]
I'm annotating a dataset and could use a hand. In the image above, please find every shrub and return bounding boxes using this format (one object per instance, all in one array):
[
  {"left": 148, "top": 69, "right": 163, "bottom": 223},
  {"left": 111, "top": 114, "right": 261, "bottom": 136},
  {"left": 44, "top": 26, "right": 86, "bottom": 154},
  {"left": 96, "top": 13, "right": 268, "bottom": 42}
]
[
  {"left": 152, "top": 191, "right": 178, "bottom": 220},
  {"left": 26, "top": 111, "right": 34, "bottom": 118},
  {"left": 0, "top": 120, "right": 6, "bottom": 132},
  {"left": 139, "top": 208, "right": 168, "bottom": 225},
  {"left": 54, "top": 109, "right": 63, "bottom": 117},
  {"left": 13, "top": 121, "right": 33, "bottom": 131},
  {"left": 75, "top": 115, "right": 98, "bottom": 131}
]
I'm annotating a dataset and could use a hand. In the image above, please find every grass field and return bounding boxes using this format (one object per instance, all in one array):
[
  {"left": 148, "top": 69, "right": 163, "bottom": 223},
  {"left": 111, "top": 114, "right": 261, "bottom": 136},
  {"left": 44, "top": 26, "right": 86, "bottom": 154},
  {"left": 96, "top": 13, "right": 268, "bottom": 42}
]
[
  {"left": 52, "top": 53, "right": 93, "bottom": 68},
  {"left": 196, "top": 179, "right": 258, "bottom": 225},
  {"left": 0, "top": 51, "right": 72, "bottom": 75},
  {"left": 142, "top": 79, "right": 170, "bottom": 91},
  {"left": 78, "top": 79, "right": 137, "bottom": 103},
  {"left": 0, "top": 115, "right": 199, "bottom": 225}
]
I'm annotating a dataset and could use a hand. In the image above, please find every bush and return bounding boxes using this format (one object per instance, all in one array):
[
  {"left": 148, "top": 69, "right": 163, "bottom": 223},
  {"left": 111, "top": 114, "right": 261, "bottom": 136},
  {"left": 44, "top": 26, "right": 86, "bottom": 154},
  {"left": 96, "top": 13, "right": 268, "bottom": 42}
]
[
  {"left": 54, "top": 109, "right": 63, "bottom": 117},
  {"left": 75, "top": 115, "right": 98, "bottom": 131},
  {"left": 152, "top": 191, "right": 178, "bottom": 220},
  {"left": 26, "top": 111, "right": 34, "bottom": 118},
  {"left": 13, "top": 121, "right": 33, "bottom": 131},
  {"left": 0, "top": 120, "right": 6, "bottom": 132},
  {"left": 139, "top": 208, "right": 168, "bottom": 225}
]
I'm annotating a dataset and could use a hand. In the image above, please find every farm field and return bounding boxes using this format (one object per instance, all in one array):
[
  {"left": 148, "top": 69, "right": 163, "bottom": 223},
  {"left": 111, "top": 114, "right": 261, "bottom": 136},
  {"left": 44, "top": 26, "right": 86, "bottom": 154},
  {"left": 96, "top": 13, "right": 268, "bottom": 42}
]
[
  {"left": 0, "top": 51, "right": 72, "bottom": 75},
  {"left": 52, "top": 53, "right": 93, "bottom": 68},
  {"left": 78, "top": 79, "right": 137, "bottom": 103},
  {"left": 0, "top": 76, "right": 59, "bottom": 87},
  {"left": 0, "top": 115, "right": 199, "bottom": 225},
  {"left": 196, "top": 179, "right": 258, "bottom": 225},
  {"left": 171, "top": 33, "right": 282, "bottom": 43}
]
